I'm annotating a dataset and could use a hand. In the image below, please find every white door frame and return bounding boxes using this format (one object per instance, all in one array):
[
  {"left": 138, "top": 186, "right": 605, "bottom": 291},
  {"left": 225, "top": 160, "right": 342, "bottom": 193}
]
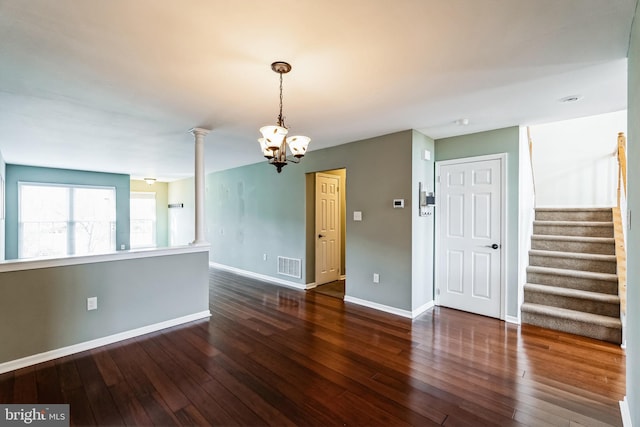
[
  {"left": 434, "top": 153, "right": 507, "bottom": 320},
  {"left": 315, "top": 172, "right": 342, "bottom": 286}
]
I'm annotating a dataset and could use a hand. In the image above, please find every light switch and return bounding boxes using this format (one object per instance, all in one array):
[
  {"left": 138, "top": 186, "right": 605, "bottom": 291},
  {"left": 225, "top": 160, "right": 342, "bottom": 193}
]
[{"left": 353, "top": 211, "right": 362, "bottom": 221}]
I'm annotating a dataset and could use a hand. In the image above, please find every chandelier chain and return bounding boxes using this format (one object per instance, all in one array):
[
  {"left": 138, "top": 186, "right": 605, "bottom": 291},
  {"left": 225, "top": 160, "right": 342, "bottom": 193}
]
[{"left": 277, "top": 71, "right": 286, "bottom": 128}]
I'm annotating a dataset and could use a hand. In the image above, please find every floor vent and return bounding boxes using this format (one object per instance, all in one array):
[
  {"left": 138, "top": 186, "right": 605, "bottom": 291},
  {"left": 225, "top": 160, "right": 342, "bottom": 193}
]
[{"left": 278, "top": 256, "right": 302, "bottom": 279}]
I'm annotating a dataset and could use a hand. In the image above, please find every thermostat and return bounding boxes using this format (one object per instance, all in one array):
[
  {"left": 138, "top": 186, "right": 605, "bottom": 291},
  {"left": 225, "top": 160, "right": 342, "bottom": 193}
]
[{"left": 393, "top": 199, "right": 405, "bottom": 208}]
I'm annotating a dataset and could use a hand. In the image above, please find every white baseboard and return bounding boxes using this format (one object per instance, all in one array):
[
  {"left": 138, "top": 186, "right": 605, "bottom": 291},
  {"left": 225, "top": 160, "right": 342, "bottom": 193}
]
[
  {"left": 0, "top": 310, "right": 211, "bottom": 375},
  {"left": 344, "top": 296, "right": 433, "bottom": 319},
  {"left": 505, "top": 315, "right": 520, "bottom": 324},
  {"left": 210, "top": 262, "right": 313, "bottom": 290},
  {"left": 620, "top": 396, "right": 632, "bottom": 427},
  {"left": 412, "top": 301, "right": 435, "bottom": 318}
]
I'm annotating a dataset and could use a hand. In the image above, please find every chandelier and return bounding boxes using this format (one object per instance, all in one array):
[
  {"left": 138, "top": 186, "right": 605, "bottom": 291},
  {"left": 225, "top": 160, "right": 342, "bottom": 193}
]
[{"left": 258, "top": 61, "right": 310, "bottom": 173}]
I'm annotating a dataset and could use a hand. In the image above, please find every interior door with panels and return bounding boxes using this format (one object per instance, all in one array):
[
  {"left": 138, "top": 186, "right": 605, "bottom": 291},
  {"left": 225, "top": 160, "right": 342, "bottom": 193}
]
[{"left": 435, "top": 155, "right": 504, "bottom": 319}]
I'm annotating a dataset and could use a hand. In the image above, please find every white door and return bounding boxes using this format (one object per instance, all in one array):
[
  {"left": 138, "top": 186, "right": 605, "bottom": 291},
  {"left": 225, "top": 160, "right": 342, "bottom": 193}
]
[
  {"left": 315, "top": 173, "right": 341, "bottom": 285},
  {"left": 435, "top": 155, "right": 504, "bottom": 318}
]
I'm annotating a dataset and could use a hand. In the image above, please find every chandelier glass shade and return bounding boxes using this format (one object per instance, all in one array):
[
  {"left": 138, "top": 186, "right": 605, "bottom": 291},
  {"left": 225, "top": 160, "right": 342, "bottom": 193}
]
[{"left": 258, "top": 62, "right": 310, "bottom": 173}]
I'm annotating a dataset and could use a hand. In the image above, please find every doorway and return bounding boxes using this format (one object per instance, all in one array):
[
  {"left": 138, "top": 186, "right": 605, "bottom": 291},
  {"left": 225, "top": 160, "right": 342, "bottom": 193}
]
[
  {"left": 435, "top": 154, "right": 506, "bottom": 319},
  {"left": 308, "top": 169, "right": 346, "bottom": 299}
]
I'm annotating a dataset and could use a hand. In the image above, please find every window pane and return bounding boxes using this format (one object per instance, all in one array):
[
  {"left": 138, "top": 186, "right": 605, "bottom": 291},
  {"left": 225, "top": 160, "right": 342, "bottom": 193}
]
[
  {"left": 130, "top": 192, "right": 156, "bottom": 249},
  {"left": 20, "top": 221, "right": 68, "bottom": 258},
  {"left": 74, "top": 188, "right": 116, "bottom": 221},
  {"left": 74, "top": 221, "right": 116, "bottom": 255},
  {"left": 20, "top": 185, "right": 68, "bottom": 221},
  {"left": 19, "top": 184, "right": 117, "bottom": 258}
]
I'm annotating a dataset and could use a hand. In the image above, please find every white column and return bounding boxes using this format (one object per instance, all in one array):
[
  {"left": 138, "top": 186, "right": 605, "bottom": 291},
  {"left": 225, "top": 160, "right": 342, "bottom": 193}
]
[{"left": 189, "top": 127, "right": 210, "bottom": 245}]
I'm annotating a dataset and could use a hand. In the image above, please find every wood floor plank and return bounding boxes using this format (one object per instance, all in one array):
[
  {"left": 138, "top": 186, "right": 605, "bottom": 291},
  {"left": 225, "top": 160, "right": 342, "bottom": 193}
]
[
  {"left": 135, "top": 392, "right": 180, "bottom": 426},
  {"left": 12, "top": 366, "right": 37, "bottom": 403},
  {"left": 55, "top": 356, "right": 83, "bottom": 392},
  {"left": 0, "top": 268, "right": 625, "bottom": 426},
  {"left": 90, "top": 348, "right": 125, "bottom": 387},
  {"left": 63, "top": 386, "right": 97, "bottom": 426},
  {"left": 74, "top": 354, "right": 125, "bottom": 426},
  {"left": 35, "top": 361, "right": 65, "bottom": 403},
  {"left": 173, "top": 404, "right": 211, "bottom": 427},
  {"left": 107, "top": 381, "right": 154, "bottom": 426},
  {"left": 0, "top": 372, "right": 14, "bottom": 403}
]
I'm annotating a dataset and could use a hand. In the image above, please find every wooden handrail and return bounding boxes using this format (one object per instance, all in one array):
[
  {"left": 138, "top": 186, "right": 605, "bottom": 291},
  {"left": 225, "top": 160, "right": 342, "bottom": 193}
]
[
  {"left": 617, "top": 132, "right": 627, "bottom": 207},
  {"left": 527, "top": 126, "right": 536, "bottom": 196}
]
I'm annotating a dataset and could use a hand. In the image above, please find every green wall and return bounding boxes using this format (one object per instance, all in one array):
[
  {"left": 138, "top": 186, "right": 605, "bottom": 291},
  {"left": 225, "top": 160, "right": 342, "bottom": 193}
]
[
  {"left": 0, "top": 151, "right": 5, "bottom": 261},
  {"left": 4, "top": 165, "right": 131, "bottom": 259},
  {"left": 207, "top": 131, "right": 420, "bottom": 311},
  {"left": 130, "top": 179, "right": 169, "bottom": 247},
  {"left": 626, "top": 1, "right": 639, "bottom": 423},
  {"left": 435, "top": 127, "right": 520, "bottom": 317}
]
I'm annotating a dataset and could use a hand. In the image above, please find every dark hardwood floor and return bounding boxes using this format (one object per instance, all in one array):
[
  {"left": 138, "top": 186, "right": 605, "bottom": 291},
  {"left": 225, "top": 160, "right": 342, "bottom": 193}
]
[{"left": 0, "top": 269, "right": 626, "bottom": 426}]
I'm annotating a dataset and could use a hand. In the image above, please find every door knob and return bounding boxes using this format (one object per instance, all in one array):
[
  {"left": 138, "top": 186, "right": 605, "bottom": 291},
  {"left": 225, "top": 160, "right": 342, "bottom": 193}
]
[
  {"left": 485, "top": 243, "right": 500, "bottom": 249},
  {"left": 318, "top": 234, "right": 325, "bottom": 238}
]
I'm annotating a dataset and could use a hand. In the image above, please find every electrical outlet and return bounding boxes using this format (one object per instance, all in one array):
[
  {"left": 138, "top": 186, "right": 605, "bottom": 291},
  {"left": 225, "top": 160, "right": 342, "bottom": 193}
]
[
  {"left": 87, "top": 297, "right": 98, "bottom": 311},
  {"left": 120, "top": 244, "right": 125, "bottom": 250},
  {"left": 373, "top": 273, "right": 380, "bottom": 283}
]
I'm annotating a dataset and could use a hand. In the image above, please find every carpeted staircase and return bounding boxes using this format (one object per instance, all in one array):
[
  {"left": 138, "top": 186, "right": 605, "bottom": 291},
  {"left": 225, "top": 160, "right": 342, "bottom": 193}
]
[{"left": 521, "top": 208, "right": 622, "bottom": 344}]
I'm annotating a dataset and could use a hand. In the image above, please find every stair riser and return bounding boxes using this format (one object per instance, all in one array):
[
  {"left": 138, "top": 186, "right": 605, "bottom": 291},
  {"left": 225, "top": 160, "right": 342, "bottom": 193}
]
[
  {"left": 529, "top": 255, "right": 617, "bottom": 274},
  {"left": 524, "top": 291, "right": 620, "bottom": 317},
  {"left": 535, "top": 211, "right": 612, "bottom": 222},
  {"left": 530, "top": 239, "right": 615, "bottom": 255},
  {"left": 533, "top": 224, "right": 613, "bottom": 238},
  {"left": 522, "top": 312, "right": 621, "bottom": 344},
  {"left": 526, "top": 272, "right": 618, "bottom": 294}
]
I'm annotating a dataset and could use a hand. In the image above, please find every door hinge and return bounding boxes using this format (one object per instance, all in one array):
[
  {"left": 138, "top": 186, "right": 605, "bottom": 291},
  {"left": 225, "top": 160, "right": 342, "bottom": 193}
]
[{"left": 436, "top": 288, "right": 440, "bottom": 295}]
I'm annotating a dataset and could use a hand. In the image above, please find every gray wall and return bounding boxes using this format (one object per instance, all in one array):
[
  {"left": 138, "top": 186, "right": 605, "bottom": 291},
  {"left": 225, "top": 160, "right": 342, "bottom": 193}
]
[
  {"left": 435, "top": 127, "right": 520, "bottom": 317},
  {"left": 626, "top": 2, "right": 639, "bottom": 423},
  {"left": 0, "top": 250, "right": 209, "bottom": 364},
  {"left": 4, "top": 164, "right": 131, "bottom": 259},
  {"left": 207, "top": 130, "right": 419, "bottom": 311}
]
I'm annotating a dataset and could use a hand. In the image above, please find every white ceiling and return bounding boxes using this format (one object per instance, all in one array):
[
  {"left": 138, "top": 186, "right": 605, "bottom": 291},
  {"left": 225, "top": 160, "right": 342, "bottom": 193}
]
[{"left": 0, "top": 0, "right": 636, "bottom": 181}]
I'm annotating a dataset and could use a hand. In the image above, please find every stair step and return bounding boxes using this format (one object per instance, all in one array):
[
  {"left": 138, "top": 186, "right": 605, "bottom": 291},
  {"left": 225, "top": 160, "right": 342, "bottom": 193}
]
[
  {"left": 533, "top": 220, "right": 613, "bottom": 238},
  {"left": 535, "top": 207, "right": 613, "bottom": 222},
  {"left": 524, "top": 283, "right": 620, "bottom": 317},
  {"left": 521, "top": 303, "right": 622, "bottom": 344},
  {"left": 529, "top": 249, "right": 617, "bottom": 274},
  {"left": 531, "top": 235, "right": 615, "bottom": 255},
  {"left": 526, "top": 266, "right": 618, "bottom": 294}
]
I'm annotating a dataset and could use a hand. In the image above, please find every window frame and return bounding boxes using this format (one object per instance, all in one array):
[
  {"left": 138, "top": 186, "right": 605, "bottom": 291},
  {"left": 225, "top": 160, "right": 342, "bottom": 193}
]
[
  {"left": 130, "top": 191, "right": 157, "bottom": 249},
  {"left": 18, "top": 181, "right": 117, "bottom": 259}
]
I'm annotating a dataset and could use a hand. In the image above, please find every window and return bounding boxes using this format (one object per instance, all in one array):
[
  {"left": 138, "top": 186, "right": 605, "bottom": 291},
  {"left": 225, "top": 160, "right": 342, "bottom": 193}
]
[
  {"left": 130, "top": 192, "right": 156, "bottom": 249},
  {"left": 19, "top": 183, "right": 116, "bottom": 259}
]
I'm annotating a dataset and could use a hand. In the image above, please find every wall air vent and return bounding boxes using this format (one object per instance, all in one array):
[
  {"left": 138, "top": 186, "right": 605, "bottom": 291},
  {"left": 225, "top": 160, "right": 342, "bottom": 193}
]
[{"left": 277, "top": 256, "right": 302, "bottom": 279}]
